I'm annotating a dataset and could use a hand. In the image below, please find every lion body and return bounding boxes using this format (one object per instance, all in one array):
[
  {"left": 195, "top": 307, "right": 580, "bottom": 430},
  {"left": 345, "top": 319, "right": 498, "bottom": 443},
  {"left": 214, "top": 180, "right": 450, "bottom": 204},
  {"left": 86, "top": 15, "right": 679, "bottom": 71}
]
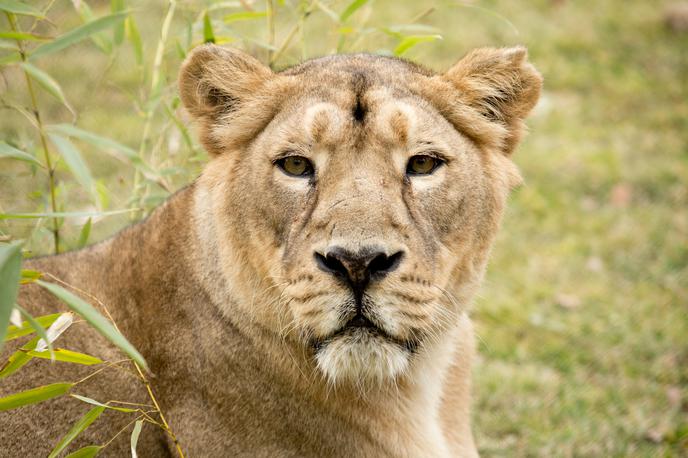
[{"left": 0, "top": 47, "right": 540, "bottom": 457}]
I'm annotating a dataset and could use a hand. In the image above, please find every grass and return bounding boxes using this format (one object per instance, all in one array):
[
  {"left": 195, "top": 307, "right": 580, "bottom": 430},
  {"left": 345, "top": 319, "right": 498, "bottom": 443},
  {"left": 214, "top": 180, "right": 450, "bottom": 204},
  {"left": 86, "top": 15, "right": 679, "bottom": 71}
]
[{"left": 1, "top": 0, "right": 686, "bottom": 456}]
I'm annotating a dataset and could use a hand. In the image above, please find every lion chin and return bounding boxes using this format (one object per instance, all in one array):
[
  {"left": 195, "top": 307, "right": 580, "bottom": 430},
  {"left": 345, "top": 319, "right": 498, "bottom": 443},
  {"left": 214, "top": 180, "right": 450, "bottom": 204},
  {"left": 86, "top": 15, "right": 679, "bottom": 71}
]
[{"left": 314, "top": 327, "right": 412, "bottom": 388}]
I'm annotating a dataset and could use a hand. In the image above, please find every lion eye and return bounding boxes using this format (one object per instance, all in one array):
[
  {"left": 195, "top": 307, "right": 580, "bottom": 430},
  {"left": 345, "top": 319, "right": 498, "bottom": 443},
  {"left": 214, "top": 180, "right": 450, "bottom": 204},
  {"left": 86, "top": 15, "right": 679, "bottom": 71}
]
[
  {"left": 276, "top": 156, "right": 314, "bottom": 177},
  {"left": 406, "top": 155, "right": 443, "bottom": 175}
]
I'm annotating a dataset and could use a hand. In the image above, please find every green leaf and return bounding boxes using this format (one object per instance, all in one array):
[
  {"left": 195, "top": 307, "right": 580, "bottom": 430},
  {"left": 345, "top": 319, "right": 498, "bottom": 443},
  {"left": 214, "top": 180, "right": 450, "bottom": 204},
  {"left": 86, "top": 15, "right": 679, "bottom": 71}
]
[
  {"left": 0, "top": 382, "right": 73, "bottom": 411},
  {"left": 125, "top": 16, "right": 143, "bottom": 66},
  {"left": 0, "top": 31, "right": 49, "bottom": 41},
  {"left": 20, "top": 63, "right": 73, "bottom": 112},
  {"left": 64, "top": 446, "right": 102, "bottom": 458},
  {"left": 0, "top": 141, "right": 42, "bottom": 166},
  {"left": 223, "top": 10, "right": 267, "bottom": 23},
  {"left": 14, "top": 304, "right": 54, "bottom": 356},
  {"left": 28, "top": 348, "right": 103, "bottom": 365},
  {"left": 0, "top": 0, "right": 44, "bottom": 17},
  {"left": 0, "top": 336, "right": 38, "bottom": 378},
  {"left": 130, "top": 419, "right": 143, "bottom": 458},
  {"left": 203, "top": 12, "right": 215, "bottom": 44},
  {"left": 36, "top": 280, "right": 148, "bottom": 371},
  {"left": 0, "top": 209, "right": 137, "bottom": 219},
  {"left": 71, "top": 394, "right": 136, "bottom": 413},
  {"left": 111, "top": 0, "right": 125, "bottom": 45},
  {"left": 77, "top": 218, "right": 92, "bottom": 249},
  {"left": 340, "top": 0, "right": 369, "bottom": 22},
  {"left": 393, "top": 34, "right": 442, "bottom": 56},
  {"left": 4, "top": 312, "right": 59, "bottom": 340},
  {"left": 29, "top": 11, "right": 128, "bottom": 60},
  {"left": 48, "top": 134, "right": 96, "bottom": 199},
  {"left": 49, "top": 406, "right": 105, "bottom": 458},
  {"left": 0, "top": 241, "right": 22, "bottom": 351}
]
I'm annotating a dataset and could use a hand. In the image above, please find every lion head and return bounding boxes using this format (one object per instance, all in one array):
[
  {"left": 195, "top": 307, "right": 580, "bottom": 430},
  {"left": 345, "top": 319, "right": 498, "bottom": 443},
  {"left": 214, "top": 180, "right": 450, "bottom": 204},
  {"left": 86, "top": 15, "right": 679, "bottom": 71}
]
[{"left": 180, "top": 45, "right": 541, "bottom": 387}]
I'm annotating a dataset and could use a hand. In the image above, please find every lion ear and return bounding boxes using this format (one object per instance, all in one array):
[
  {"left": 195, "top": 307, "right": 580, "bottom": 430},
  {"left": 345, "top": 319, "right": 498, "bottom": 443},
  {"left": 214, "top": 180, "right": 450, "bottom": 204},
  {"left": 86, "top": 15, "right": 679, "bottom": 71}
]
[
  {"left": 179, "top": 44, "right": 274, "bottom": 155},
  {"left": 442, "top": 46, "right": 542, "bottom": 154}
]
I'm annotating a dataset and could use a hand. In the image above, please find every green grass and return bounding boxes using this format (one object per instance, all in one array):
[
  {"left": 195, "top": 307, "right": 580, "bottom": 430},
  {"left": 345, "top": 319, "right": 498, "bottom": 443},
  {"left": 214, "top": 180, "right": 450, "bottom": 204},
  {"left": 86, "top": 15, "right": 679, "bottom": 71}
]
[{"left": 1, "top": 0, "right": 686, "bottom": 455}]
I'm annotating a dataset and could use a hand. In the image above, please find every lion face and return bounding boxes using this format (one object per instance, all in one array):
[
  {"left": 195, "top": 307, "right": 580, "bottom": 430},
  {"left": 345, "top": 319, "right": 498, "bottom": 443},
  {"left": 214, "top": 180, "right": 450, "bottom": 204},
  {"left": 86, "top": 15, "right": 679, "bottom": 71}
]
[{"left": 181, "top": 46, "right": 541, "bottom": 387}]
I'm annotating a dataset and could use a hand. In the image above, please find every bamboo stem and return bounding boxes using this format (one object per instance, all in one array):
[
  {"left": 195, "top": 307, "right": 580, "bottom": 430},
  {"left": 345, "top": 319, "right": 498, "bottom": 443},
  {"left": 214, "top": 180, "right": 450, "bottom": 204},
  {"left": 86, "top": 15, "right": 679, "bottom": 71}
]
[{"left": 6, "top": 12, "right": 60, "bottom": 254}]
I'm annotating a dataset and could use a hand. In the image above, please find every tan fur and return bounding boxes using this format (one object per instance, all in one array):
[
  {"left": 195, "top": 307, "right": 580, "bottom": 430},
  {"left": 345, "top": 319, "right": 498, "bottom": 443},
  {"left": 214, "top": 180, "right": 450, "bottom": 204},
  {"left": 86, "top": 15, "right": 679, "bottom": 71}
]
[{"left": 0, "top": 45, "right": 541, "bottom": 457}]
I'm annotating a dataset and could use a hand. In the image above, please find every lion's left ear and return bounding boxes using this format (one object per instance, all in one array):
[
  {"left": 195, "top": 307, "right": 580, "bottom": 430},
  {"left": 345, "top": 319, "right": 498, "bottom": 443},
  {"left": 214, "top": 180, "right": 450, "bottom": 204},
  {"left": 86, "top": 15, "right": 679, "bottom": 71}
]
[{"left": 442, "top": 46, "right": 543, "bottom": 155}]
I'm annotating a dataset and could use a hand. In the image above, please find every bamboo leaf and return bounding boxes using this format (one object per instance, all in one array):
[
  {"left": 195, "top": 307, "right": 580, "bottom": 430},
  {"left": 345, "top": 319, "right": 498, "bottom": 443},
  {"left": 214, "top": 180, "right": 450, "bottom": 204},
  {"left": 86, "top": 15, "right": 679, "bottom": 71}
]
[
  {"left": 29, "top": 348, "right": 103, "bottom": 365},
  {"left": 14, "top": 305, "right": 54, "bottom": 356},
  {"left": 4, "top": 312, "right": 60, "bottom": 340},
  {"left": 0, "top": 31, "right": 49, "bottom": 41},
  {"left": 0, "top": 382, "right": 73, "bottom": 411},
  {"left": 64, "top": 446, "right": 102, "bottom": 458},
  {"left": 34, "top": 312, "right": 73, "bottom": 352},
  {"left": 125, "top": 16, "right": 143, "bottom": 66},
  {"left": 111, "top": 0, "right": 125, "bottom": 45},
  {"left": 203, "top": 12, "right": 215, "bottom": 44},
  {"left": 130, "top": 420, "right": 143, "bottom": 458},
  {"left": 0, "top": 336, "right": 38, "bottom": 378},
  {"left": 46, "top": 124, "right": 136, "bottom": 159},
  {"left": 20, "top": 269, "right": 43, "bottom": 284},
  {"left": 20, "top": 63, "right": 73, "bottom": 113},
  {"left": 0, "top": 209, "right": 137, "bottom": 219},
  {"left": 340, "top": 0, "right": 368, "bottom": 22},
  {"left": 48, "top": 134, "right": 96, "bottom": 200},
  {"left": 77, "top": 218, "right": 92, "bottom": 249},
  {"left": 36, "top": 280, "right": 148, "bottom": 371},
  {"left": 29, "top": 11, "right": 128, "bottom": 60},
  {"left": 48, "top": 406, "right": 105, "bottom": 458},
  {"left": 393, "top": 34, "right": 442, "bottom": 56},
  {"left": 0, "top": 0, "right": 44, "bottom": 17},
  {"left": 223, "top": 11, "right": 267, "bottom": 23},
  {"left": 0, "top": 241, "right": 22, "bottom": 351},
  {"left": 0, "top": 141, "right": 42, "bottom": 166},
  {"left": 71, "top": 394, "right": 136, "bottom": 413}
]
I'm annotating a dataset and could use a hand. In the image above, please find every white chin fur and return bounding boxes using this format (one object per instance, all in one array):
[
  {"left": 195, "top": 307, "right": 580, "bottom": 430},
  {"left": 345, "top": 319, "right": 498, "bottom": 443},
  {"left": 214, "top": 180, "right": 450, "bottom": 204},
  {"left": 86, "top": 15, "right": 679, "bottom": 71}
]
[{"left": 315, "top": 330, "right": 410, "bottom": 387}]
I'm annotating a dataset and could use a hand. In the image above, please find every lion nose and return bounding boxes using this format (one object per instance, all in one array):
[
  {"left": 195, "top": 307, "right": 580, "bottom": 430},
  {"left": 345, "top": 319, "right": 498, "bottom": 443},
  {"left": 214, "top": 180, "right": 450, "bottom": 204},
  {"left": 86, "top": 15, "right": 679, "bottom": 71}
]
[{"left": 314, "top": 246, "right": 404, "bottom": 291}]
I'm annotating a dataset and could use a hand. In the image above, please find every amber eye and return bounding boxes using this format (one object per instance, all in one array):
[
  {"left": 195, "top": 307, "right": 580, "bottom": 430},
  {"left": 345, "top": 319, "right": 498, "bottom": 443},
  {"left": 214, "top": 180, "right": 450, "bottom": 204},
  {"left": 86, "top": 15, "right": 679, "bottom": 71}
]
[
  {"left": 276, "top": 156, "right": 314, "bottom": 177},
  {"left": 406, "top": 155, "right": 443, "bottom": 175}
]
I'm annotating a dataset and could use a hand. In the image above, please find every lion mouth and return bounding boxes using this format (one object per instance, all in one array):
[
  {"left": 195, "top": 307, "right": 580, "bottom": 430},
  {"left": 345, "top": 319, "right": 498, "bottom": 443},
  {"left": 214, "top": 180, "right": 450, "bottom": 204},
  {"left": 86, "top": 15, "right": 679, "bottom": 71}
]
[{"left": 313, "top": 312, "right": 419, "bottom": 353}]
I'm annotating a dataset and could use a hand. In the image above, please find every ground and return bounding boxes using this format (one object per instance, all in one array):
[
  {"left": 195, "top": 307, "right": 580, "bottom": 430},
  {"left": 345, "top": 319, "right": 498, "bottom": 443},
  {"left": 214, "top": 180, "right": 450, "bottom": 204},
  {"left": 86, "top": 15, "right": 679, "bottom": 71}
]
[{"left": 1, "top": 0, "right": 686, "bottom": 456}]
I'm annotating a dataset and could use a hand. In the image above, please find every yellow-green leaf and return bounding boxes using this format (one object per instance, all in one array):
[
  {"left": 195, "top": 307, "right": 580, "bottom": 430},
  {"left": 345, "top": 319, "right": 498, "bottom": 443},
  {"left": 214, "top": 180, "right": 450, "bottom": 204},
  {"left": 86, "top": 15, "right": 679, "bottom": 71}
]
[
  {"left": 203, "top": 12, "right": 215, "bottom": 44},
  {"left": 0, "top": 382, "right": 73, "bottom": 411},
  {"left": 36, "top": 280, "right": 148, "bottom": 371},
  {"left": 223, "top": 11, "right": 267, "bottom": 23},
  {"left": 48, "top": 406, "right": 105, "bottom": 458},
  {"left": 77, "top": 218, "right": 92, "bottom": 249},
  {"left": 393, "top": 34, "right": 442, "bottom": 56},
  {"left": 4, "top": 312, "right": 59, "bottom": 340},
  {"left": 64, "top": 445, "right": 102, "bottom": 458},
  {"left": 340, "top": 0, "right": 369, "bottom": 22},
  {"left": 28, "top": 348, "right": 103, "bottom": 365},
  {"left": 0, "top": 336, "right": 39, "bottom": 378}
]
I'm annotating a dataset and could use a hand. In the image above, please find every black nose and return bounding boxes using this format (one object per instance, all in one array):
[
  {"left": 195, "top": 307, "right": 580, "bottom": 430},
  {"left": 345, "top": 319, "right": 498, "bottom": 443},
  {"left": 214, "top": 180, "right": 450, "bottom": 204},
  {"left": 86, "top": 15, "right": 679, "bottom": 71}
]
[{"left": 314, "top": 246, "right": 404, "bottom": 292}]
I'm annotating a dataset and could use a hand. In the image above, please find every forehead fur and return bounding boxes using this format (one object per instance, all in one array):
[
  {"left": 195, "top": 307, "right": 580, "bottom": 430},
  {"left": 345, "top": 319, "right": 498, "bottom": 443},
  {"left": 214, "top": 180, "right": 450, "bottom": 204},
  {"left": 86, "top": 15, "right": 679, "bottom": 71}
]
[{"left": 179, "top": 45, "right": 541, "bottom": 155}]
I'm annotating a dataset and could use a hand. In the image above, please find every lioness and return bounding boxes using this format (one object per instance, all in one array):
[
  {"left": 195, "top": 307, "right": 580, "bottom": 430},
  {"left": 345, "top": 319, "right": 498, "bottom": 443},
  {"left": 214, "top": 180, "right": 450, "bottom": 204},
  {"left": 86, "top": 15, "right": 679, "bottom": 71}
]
[{"left": 1, "top": 45, "right": 541, "bottom": 457}]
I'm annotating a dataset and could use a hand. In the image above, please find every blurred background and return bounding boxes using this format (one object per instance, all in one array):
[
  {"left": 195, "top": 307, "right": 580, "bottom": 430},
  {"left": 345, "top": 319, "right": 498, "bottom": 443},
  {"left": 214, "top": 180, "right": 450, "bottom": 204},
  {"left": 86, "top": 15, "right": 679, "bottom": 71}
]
[{"left": 1, "top": 0, "right": 686, "bottom": 455}]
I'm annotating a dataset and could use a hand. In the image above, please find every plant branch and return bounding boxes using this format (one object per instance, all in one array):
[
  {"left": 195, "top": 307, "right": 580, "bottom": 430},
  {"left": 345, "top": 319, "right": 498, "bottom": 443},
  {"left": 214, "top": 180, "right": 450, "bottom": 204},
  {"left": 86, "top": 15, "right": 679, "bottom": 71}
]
[{"left": 6, "top": 12, "right": 60, "bottom": 254}]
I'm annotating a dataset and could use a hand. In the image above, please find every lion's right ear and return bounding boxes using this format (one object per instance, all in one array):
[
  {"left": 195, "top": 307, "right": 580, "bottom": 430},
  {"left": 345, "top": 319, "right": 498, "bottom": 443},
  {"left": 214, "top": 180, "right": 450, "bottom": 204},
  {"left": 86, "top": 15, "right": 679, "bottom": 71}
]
[{"left": 179, "top": 44, "right": 275, "bottom": 155}]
